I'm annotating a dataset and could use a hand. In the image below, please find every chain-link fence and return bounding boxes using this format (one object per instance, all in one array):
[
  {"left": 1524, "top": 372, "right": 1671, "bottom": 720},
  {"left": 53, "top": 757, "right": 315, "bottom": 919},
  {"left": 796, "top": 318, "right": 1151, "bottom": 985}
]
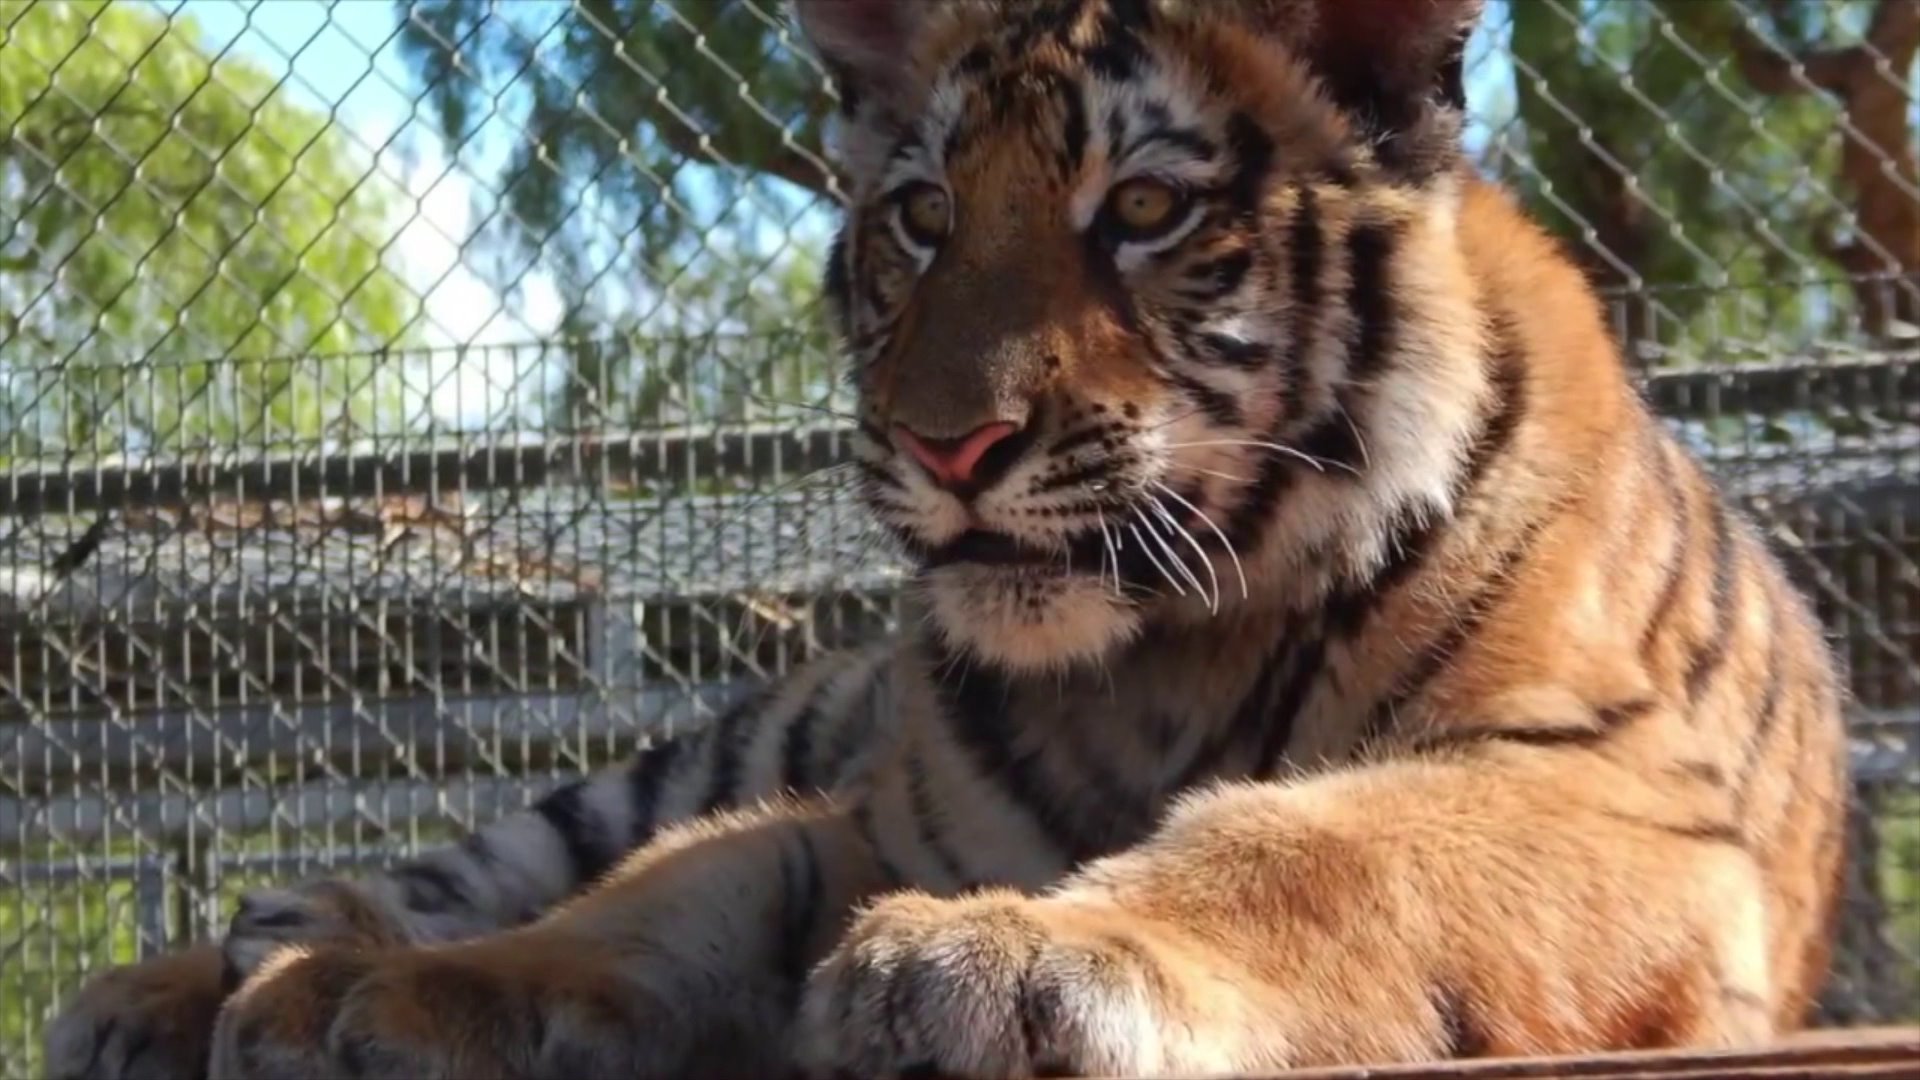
[{"left": 1, "top": 0, "right": 1916, "bottom": 1073}]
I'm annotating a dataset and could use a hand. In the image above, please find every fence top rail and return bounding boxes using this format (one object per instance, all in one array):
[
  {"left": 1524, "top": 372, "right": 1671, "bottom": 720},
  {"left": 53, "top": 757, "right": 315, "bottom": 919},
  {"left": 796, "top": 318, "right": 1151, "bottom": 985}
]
[{"left": 3, "top": 353, "right": 1916, "bottom": 515}]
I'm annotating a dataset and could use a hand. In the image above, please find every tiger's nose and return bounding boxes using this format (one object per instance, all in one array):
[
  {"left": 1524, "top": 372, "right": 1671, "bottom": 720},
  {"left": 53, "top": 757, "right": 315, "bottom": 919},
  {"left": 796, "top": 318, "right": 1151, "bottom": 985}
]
[{"left": 892, "top": 420, "right": 1024, "bottom": 493}]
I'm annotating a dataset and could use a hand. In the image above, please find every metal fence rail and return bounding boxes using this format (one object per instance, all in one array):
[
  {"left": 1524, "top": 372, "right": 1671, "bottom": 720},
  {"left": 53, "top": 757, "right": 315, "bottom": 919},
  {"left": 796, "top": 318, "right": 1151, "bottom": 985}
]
[{"left": 3, "top": 0, "right": 1918, "bottom": 1074}]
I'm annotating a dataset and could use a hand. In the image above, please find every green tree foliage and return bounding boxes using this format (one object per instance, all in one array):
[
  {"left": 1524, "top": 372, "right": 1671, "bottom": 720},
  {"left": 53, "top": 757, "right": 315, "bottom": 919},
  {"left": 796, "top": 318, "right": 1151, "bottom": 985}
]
[
  {"left": 1498, "top": 0, "right": 1911, "bottom": 353},
  {"left": 0, "top": 0, "right": 416, "bottom": 457},
  {"left": 393, "top": 0, "right": 841, "bottom": 429}
]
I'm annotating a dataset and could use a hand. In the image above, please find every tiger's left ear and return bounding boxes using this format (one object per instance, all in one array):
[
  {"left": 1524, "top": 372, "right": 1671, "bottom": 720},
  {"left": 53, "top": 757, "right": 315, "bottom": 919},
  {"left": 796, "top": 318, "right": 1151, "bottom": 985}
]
[
  {"left": 1238, "top": 0, "right": 1481, "bottom": 174},
  {"left": 790, "top": 0, "right": 948, "bottom": 117}
]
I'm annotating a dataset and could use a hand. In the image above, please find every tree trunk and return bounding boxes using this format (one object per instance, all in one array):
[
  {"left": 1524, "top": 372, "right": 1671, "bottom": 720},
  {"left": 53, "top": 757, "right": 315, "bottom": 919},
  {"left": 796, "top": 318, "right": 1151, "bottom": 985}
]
[{"left": 1737, "top": 0, "right": 1920, "bottom": 339}]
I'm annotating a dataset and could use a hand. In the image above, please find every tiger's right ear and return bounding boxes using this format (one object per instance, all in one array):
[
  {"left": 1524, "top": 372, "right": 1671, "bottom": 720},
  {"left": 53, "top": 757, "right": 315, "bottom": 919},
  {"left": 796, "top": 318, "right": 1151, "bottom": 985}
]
[{"left": 790, "top": 0, "right": 942, "bottom": 116}]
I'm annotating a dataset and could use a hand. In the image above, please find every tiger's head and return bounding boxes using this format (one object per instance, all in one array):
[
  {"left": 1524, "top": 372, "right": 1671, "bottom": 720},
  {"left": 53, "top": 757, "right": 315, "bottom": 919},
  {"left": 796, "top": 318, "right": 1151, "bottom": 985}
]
[{"left": 794, "top": 0, "right": 1497, "bottom": 673}]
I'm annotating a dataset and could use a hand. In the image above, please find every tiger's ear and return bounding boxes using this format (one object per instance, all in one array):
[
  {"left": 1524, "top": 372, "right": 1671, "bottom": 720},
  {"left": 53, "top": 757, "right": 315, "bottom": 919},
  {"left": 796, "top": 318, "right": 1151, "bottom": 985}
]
[
  {"left": 1241, "top": 0, "right": 1480, "bottom": 151},
  {"left": 790, "top": 0, "right": 945, "bottom": 115}
]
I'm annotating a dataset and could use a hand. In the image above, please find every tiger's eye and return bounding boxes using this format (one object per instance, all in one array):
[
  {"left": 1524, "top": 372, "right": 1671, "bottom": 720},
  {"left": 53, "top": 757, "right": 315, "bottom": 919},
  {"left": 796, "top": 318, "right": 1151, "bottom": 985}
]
[
  {"left": 898, "top": 183, "right": 951, "bottom": 246},
  {"left": 1107, "top": 178, "right": 1181, "bottom": 236}
]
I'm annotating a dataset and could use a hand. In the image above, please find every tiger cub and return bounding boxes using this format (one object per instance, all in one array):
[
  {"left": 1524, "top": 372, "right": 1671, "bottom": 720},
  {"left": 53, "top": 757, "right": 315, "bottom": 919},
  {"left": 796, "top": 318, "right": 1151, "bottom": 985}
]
[{"left": 45, "top": 1, "right": 1846, "bottom": 1077}]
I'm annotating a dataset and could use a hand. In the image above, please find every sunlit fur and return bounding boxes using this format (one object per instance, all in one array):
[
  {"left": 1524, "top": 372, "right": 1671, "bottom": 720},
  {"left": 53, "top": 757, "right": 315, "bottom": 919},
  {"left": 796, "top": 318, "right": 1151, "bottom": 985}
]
[{"left": 46, "top": 2, "right": 1848, "bottom": 1078}]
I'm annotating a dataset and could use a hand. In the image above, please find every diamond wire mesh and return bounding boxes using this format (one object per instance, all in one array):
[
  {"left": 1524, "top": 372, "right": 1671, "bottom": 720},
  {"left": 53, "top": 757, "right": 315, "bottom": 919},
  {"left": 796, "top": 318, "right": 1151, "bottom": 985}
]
[{"left": 0, "top": 0, "right": 1915, "bottom": 1071}]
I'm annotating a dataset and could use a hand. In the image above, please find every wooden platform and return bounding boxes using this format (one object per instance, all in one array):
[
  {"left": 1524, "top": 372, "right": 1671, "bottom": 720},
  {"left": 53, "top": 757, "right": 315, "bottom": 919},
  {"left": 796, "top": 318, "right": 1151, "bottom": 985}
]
[{"left": 1236, "top": 1027, "right": 1919, "bottom": 1079}]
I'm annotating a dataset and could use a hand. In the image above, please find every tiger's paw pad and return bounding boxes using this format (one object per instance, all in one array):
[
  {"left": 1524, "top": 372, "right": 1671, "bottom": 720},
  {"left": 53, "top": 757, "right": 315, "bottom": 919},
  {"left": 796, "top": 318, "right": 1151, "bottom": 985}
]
[{"left": 795, "top": 892, "right": 1180, "bottom": 1079}]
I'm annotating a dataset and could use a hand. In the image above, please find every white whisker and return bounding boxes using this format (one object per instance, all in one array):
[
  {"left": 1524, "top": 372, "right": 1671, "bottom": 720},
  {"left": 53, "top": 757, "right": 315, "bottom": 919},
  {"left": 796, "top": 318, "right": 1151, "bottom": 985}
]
[
  {"left": 1150, "top": 497, "right": 1220, "bottom": 613},
  {"left": 1096, "top": 508, "right": 1123, "bottom": 598},
  {"left": 1336, "top": 403, "right": 1372, "bottom": 470},
  {"left": 1154, "top": 481, "right": 1248, "bottom": 602},
  {"left": 1126, "top": 521, "right": 1187, "bottom": 597},
  {"left": 1164, "top": 462, "right": 1253, "bottom": 485},
  {"left": 1134, "top": 509, "right": 1208, "bottom": 603},
  {"left": 1164, "top": 439, "right": 1360, "bottom": 477}
]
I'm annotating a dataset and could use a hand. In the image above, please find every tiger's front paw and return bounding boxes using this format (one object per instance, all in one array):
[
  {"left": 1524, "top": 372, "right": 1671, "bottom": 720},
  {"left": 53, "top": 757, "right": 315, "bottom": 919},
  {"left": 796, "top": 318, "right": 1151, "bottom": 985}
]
[
  {"left": 208, "top": 938, "right": 680, "bottom": 1080},
  {"left": 794, "top": 890, "right": 1238, "bottom": 1079},
  {"left": 42, "top": 945, "right": 227, "bottom": 1080}
]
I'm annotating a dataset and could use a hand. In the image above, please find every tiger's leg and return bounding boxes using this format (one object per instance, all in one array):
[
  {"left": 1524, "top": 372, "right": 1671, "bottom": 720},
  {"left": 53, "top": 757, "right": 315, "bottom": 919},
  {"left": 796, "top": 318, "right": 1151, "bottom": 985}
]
[
  {"left": 797, "top": 751, "right": 1781, "bottom": 1078},
  {"left": 43, "top": 645, "right": 894, "bottom": 1080},
  {"left": 208, "top": 798, "right": 889, "bottom": 1080}
]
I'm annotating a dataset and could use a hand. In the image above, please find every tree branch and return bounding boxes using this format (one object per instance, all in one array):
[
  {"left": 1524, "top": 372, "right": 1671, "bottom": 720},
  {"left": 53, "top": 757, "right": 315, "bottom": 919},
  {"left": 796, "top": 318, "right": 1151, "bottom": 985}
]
[
  {"left": 1732, "top": 26, "right": 1863, "bottom": 96},
  {"left": 1864, "top": 0, "right": 1920, "bottom": 61},
  {"left": 647, "top": 117, "right": 840, "bottom": 200}
]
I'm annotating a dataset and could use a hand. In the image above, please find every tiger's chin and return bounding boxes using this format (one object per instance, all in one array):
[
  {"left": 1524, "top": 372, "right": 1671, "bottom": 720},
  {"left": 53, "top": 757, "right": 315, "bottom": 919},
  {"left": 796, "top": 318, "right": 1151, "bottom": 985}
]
[{"left": 922, "top": 564, "right": 1143, "bottom": 675}]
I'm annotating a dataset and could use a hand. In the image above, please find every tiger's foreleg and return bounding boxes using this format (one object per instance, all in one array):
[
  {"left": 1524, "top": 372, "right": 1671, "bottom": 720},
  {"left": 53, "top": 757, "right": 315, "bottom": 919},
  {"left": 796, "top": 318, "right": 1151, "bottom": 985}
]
[
  {"left": 208, "top": 798, "right": 891, "bottom": 1080},
  {"left": 796, "top": 751, "right": 1775, "bottom": 1078}
]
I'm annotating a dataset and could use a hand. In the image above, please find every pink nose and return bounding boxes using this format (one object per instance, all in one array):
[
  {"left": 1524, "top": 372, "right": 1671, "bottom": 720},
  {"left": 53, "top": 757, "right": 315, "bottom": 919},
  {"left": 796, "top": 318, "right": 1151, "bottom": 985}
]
[{"left": 893, "top": 421, "right": 1021, "bottom": 491}]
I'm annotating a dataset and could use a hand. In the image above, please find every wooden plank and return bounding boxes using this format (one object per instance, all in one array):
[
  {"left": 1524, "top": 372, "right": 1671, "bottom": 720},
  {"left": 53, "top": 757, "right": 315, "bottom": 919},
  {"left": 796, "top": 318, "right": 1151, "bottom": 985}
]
[
  {"left": 1, "top": 424, "right": 855, "bottom": 515},
  {"left": 4, "top": 354, "right": 1913, "bottom": 513},
  {"left": 1220, "top": 1027, "right": 1919, "bottom": 1080}
]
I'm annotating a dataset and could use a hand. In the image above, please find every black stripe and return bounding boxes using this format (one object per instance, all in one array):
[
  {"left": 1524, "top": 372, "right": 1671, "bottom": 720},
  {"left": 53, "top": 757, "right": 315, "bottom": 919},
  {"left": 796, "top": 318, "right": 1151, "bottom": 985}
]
[
  {"left": 1603, "top": 810, "right": 1745, "bottom": 847},
  {"left": 1407, "top": 698, "right": 1658, "bottom": 754},
  {"left": 820, "top": 673, "right": 882, "bottom": 785},
  {"left": 1670, "top": 759, "right": 1728, "bottom": 787},
  {"left": 1682, "top": 498, "right": 1741, "bottom": 703},
  {"left": 1169, "top": 368, "right": 1242, "bottom": 428},
  {"left": 1048, "top": 422, "right": 1118, "bottom": 459},
  {"left": 1277, "top": 185, "right": 1324, "bottom": 417},
  {"left": 1457, "top": 319, "right": 1529, "bottom": 500},
  {"left": 1733, "top": 592, "right": 1787, "bottom": 802},
  {"left": 1345, "top": 223, "right": 1398, "bottom": 381},
  {"left": 459, "top": 833, "right": 542, "bottom": 925},
  {"left": 782, "top": 668, "right": 850, "bottom": 794},
  {"left": 1254, "top": 634, "right": 1328, "bottom": 774},
  {"left": 1224, "top": 111, "right": 1273, "bottom": 216},
  {"left": 1059, "top": 79, "right": 1089, "bottom": 175},
  {"left": 1133, "top": 128, "right": 1217, "bottom": 162},
  {"left": 1195, "top": 331, "right": 1273, "bottom": 369},
  {"left": 1291, "top": 221, "right": 1400, "bottom": 478},
  {"left": 823, "top": 229, "right": 852, "bottom": 327},
  {"left": 1031, "top": 458, "right": 1120, "bottom": 495},
  {"left": 1363, "top": 503, "right": 1569, "bottom": 742},
  {"left": 700, "top": 687, "right": 775, "bottom": 814},
  {"left": 857, "top": 459, "right": 904, "bottom": 492},
  {"left": 388, "top": 861, "right": 473, "bottom": 916},
  {"left": 1430, "top": 984, "right": 1490, "bottom": 1059},
  {"left": 904, "top": 746, "right": 973, "bottom": 887},
  {"left": 626, "top": 734, "right": 684, "bottom": 847},
  {"left": 532, "top": 780, "right": 615, "bottom": 887},
  {"left": 1639, "top": 437, "right": 1694, "bottom": 654},
  {"left": 1295, "top": 406, "right": 1367, "bottom": 472},
  {"left": 1178, "top": 250, "right": 1253, "bottom": 304},
  {"left": 776, "top": 826, "right": 824, "bottom": 988},
  {"left": 1321, "top": 281, "right": 1526, "bottom": 594},
  {"left": 851, "top": 799, "right": 907, "bottom": 888},
  {"left": 1104, "top": 105, "right": 1127, "bottom": 161},
  {"left": 1321, "top": 498, "right": 1444, "bottom": 642},
  {"left": 955, "top": 43, "right": 994, "bottom": 77},
  {"left": 1172, "top": 642, "right": 1282, "bottom": 788},
  {"left": 1081, "top": 6, "right": 1146, "bottom": 79},
  {"left": 927, "top": 640, "right": 1096, "bottom": 863},
  {"left": 1222, "top": 188, "right": 1323, "bottom": 554}
]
